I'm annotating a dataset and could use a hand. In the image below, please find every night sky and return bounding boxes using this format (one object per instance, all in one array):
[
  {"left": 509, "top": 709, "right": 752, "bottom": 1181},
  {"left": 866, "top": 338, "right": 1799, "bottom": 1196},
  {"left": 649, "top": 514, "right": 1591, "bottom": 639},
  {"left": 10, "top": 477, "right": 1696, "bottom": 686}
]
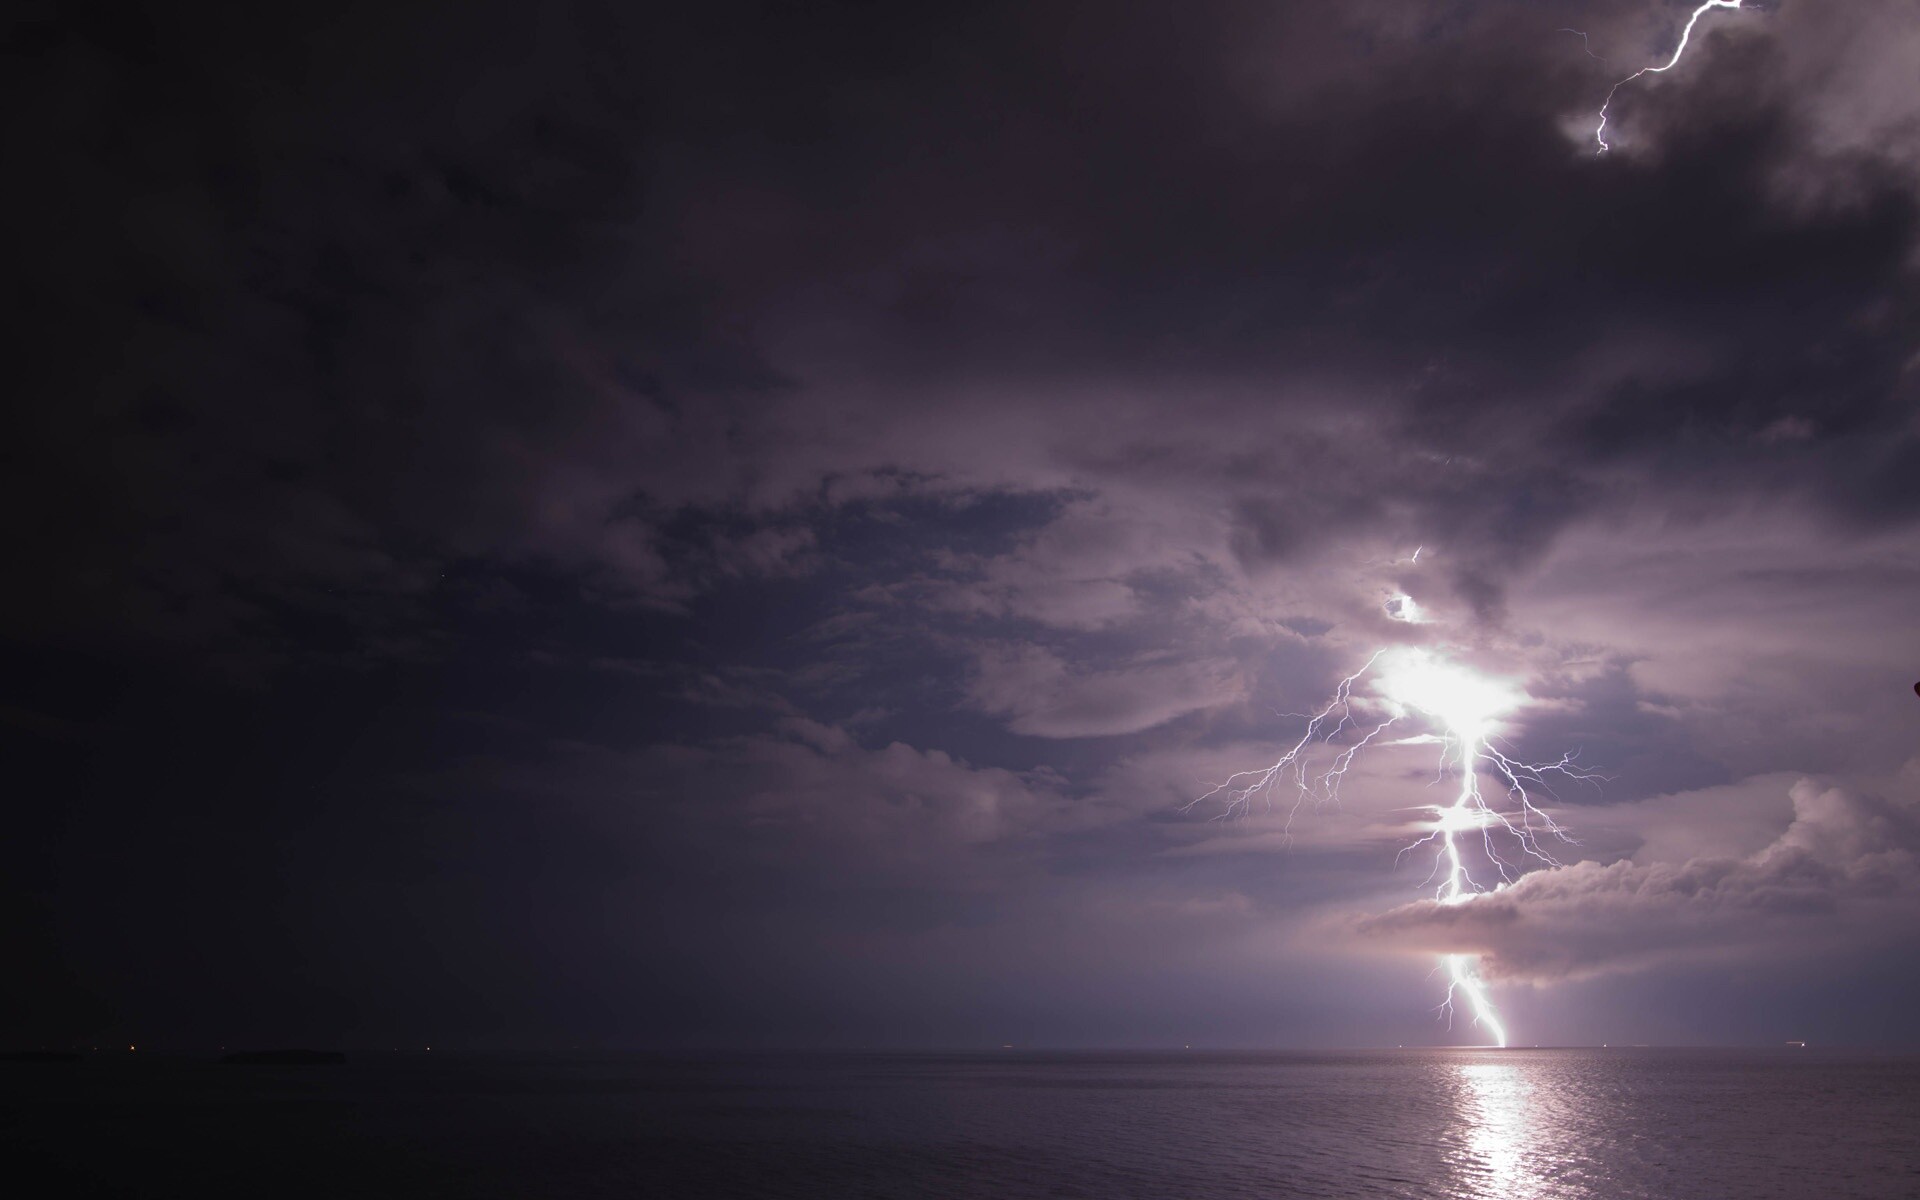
[{"left": 8, "top": 0, "right": 1920, "bottom": 1052}]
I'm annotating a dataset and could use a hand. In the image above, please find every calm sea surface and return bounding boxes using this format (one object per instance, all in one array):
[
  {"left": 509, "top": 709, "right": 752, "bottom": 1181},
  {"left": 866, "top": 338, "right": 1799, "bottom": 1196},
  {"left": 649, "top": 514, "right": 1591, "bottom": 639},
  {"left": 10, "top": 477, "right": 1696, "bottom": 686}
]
[{"left": 5, "top": 1049, "right": 1918, "bottom": 1198}]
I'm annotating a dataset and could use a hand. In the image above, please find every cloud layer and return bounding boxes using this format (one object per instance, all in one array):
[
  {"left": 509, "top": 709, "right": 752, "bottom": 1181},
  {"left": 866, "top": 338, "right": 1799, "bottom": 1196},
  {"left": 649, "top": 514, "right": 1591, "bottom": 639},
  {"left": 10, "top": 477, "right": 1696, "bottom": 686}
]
[
  {"left": 9, "top": 0, "right": 1920, "bottom": 1046},
  {"left": 1360, "top": 779, "right": 1920, "bottom": 983}
]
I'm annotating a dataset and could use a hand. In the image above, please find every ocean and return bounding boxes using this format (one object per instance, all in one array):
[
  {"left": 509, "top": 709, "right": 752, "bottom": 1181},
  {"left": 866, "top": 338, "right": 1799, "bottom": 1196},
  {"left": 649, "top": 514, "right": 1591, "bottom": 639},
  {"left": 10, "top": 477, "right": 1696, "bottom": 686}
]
[{"left": 5, "top": 1048, "right": 1917, "bottom": 1198}]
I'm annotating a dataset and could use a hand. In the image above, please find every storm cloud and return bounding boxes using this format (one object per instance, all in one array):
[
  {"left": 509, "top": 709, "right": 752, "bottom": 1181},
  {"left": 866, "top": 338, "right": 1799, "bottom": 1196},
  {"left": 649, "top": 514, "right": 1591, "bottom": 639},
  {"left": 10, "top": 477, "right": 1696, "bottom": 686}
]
[
  {"left": 8, "top": 0, "right": 1920, "bottom": 1048},
  {"left": 1359, "top": 778, "right": 1920, "bottom": 983}
]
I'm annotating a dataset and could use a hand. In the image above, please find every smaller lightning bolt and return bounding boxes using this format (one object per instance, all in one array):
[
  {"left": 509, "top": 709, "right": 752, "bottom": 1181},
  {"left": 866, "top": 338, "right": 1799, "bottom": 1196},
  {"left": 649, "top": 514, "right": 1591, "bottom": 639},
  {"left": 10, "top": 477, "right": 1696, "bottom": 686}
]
[
  {"left": 1594, "top": 0, "right": 1743, "bottom": 155},
  {"left": 1559, "top": 28, "right": 1606, "bottom": 62},
  {"left": 1185, "top": 650, "right": 1395, "bottom": 840}
]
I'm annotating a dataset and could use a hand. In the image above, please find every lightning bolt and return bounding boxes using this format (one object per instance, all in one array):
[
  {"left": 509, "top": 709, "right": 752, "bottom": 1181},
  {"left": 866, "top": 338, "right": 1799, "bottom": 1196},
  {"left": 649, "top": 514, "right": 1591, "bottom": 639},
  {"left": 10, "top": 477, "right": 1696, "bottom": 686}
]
[
  {"left": 1594, "top": 0, "right": 1744, "bottom": 154},
  {"left": 1559, "top": 28, "right": 1606, "bottom": 62},
  {"left": 1197, "top": 646, "right": 1599, "bottom": 1045},
  {"left": 1186, "top": 650, "right": 1403, "bottom": 844}
]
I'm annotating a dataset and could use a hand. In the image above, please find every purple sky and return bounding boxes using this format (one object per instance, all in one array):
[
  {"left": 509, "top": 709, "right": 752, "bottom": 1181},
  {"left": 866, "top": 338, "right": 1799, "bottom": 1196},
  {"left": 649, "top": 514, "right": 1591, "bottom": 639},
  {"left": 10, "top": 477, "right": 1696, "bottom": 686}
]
[{"left": 8, "top": 0, "right": 1920, "bottom": 1049}]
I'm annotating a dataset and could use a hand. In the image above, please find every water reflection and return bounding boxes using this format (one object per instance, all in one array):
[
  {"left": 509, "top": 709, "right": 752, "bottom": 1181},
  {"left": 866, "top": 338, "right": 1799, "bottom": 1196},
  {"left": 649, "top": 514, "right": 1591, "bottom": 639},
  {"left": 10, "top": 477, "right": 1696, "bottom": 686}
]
[{"left": 1453, "top": 1060, "right": 1552, "bottom": 1199}]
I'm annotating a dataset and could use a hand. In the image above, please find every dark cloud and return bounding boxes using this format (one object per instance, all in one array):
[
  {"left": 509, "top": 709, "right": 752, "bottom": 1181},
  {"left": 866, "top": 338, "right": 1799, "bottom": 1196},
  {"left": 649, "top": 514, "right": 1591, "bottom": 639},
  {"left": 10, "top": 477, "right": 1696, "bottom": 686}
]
[
  {"left": 965, "top": 643, "right": 1248, "bottom": 738},
  {"left": 8, "top": 0, "right": 1920, "bottom": 1047}
]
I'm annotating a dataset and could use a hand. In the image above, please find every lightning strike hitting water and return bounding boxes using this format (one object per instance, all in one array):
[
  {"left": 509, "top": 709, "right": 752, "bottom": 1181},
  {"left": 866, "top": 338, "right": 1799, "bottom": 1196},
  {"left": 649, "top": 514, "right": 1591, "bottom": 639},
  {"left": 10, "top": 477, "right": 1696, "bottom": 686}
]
[
  {"left": 1593, "top": 0, "right": 1744, "bottom": 154},
  {"left": 1194, "top": 646, "right": 1598, "bottom": 1045}
]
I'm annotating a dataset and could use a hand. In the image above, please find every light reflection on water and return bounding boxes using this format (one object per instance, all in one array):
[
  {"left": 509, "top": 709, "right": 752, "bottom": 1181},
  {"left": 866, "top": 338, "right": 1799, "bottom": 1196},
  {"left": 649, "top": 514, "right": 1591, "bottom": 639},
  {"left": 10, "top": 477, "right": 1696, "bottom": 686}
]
[
  {"left": 1453, "top": 1060, "right": 1544, "bottom": 1199},
  {"left": 11, "top": 1048, "right": 1920, "bottom": 1198}
]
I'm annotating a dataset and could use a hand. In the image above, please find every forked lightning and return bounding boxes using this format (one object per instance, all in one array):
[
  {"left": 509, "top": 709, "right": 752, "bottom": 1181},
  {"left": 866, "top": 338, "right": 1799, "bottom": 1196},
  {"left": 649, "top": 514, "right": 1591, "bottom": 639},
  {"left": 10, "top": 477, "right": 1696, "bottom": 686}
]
[{"left": 1195, "top": 646, "right": 1598, "bottom": 1044}]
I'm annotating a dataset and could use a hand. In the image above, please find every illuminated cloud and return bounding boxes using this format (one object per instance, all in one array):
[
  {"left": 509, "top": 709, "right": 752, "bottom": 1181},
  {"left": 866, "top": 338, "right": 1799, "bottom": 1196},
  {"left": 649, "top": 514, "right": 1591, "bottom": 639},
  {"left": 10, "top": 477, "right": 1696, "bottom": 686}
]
[
  {"left": 965, "top": 643, "right": 1249, "bottom": 739},
  {"left": 1358, "top": 779, "right": 1920, "bottom": 983}
]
